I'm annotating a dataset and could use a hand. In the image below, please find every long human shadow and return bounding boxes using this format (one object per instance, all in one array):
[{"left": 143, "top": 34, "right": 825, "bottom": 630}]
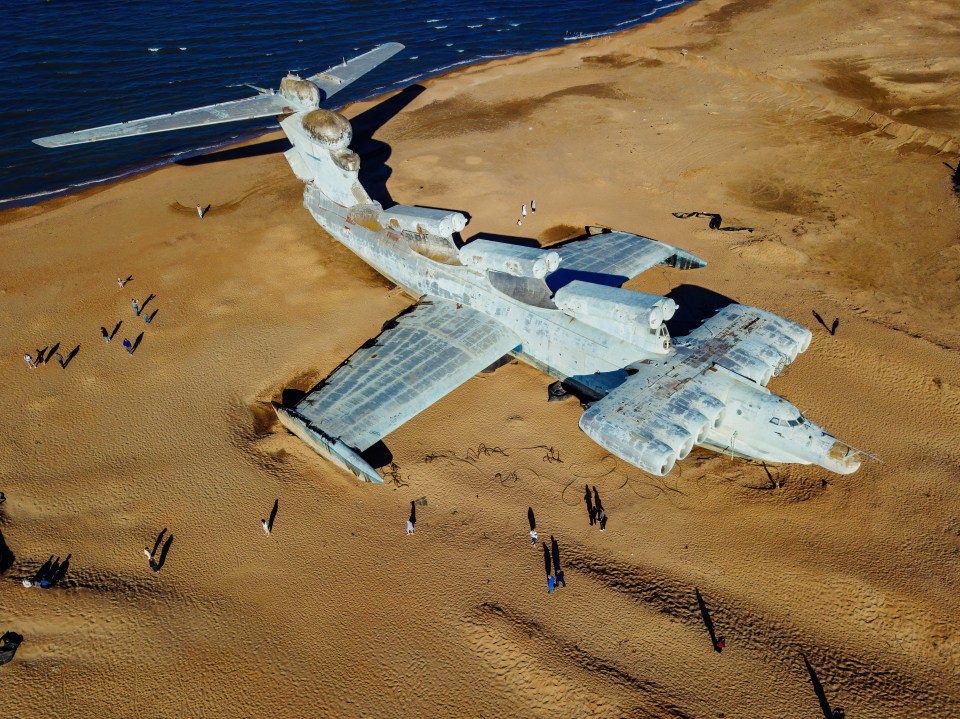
[
  {"left": 152, "top": 534, "right": 174, "bottom": 572},
  {"left": 0, "top": 530, "right": 15, "bottom": 574},
  {"left": 664, "top": 285, "right": 738, "bottom": 338},
  {"left": 695, "top": 588, "right": 722, "bottom": 652},
  {"left": 150, "top": 528, "right": 167, "bottom": 558},
  {"left": 177, "top": 136, "right": 293, "bottom": 167},
  {"left": 267, "top": 500, "right": 279, "bottom": 533},
  {"left": 351, "top": 84, "right": 426, "bottom": 208},
  {"left": 51, "top": 554, "right": 70, "bottom": 585},
  {"left": 61, "top": 344, "right": 80, "bottom": 368},
  {"left": 801, "top": 653, "right": 837, "bottom": 719}
]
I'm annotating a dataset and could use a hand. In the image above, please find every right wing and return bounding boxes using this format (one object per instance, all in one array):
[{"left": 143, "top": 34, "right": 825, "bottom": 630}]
[
  {"left": 547, "top": 230, "right": 706, "bottom": 287},
  {"left": 276, "top": 298, "right": 520, "bottom": 482}
]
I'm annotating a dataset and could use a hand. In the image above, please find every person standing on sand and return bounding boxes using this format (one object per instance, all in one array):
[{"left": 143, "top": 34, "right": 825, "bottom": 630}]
[
  {"left": 521, "top": 203, "right": 527, "bottom": 218},
  {"left": 122, "top": 338, "right": 133, "bottom": 354},
  {"left": 528, "top": 507, "right": 537, "bottom": 546},
  {"left": 598, "top": 506, "right": 607, "bottom": 532},
  {"left": 131, "top": 299, "right": 140, "bottom": 316},
  {"left": 584, "top": 484, "right": 595, "bottom": 525},
  {"left": 55, "top": 352, "right": 65, "bottom": 367},
  {"left": 551, "top": 536, "right": 565, "bottom": 588},
  {"left": 23, "top": 353, "right": 36, "bottom": 369},
  {"left": 531, "top": 199, "right": 536, "bottom": 213},
  {"left": 543, "top": 543, "right": 554, "bottom": 593},
  {"left": 100, "top": 327, "right": 111, "bottom": 343},
  {"left": 197, "top": 204, "right": 204, "bottom": 219}
]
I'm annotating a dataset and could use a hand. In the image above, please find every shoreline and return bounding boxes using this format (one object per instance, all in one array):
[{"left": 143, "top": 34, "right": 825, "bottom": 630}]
[{"left": 0, "top": 2, "right": 701, "bottom": 213}]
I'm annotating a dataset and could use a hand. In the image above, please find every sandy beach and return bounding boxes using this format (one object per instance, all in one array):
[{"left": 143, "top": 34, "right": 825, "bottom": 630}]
[{"left": 2, "top": 0, "right": 959, "bottom": 716}]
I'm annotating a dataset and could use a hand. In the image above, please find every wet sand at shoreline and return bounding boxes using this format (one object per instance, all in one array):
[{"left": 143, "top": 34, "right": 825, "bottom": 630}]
[{"left": 2, "top": 0, "right": 959, "bottom": 716}]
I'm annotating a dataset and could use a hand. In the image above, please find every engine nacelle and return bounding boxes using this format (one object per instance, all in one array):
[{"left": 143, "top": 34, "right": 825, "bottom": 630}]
[
  {"left": 380, "top": 205, "right": 467, "bottom": 239},
  {"left": 459, "top": 239, "right": 561, "bottom": 279},
  {"left": 554, "top": 281, "right": 676, "bottom": 354}
]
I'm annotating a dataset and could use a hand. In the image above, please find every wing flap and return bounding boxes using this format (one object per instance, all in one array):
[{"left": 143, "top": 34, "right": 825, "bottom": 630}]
[{"left": 291, "top": 298, "right": 520, "bottom": 454}]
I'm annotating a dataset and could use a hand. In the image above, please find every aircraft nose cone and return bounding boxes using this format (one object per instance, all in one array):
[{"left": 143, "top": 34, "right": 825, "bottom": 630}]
[{"left": 820, "top": 439, "right": 861, "bottom": 474}]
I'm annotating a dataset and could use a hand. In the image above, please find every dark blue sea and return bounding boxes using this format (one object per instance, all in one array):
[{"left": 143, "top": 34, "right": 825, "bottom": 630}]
[{"left": 1, "top": 0, "right": 694, "bottom": 207}]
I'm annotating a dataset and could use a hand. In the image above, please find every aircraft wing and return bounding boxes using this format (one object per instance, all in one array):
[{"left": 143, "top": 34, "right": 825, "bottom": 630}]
[
  {"left": 308, "top": 42, "right": 405, "bottom": 100},
  {"left": 33, "top": 93, "right": 294, "bottom": 148},
  {"left": 548, "top": 231, "right": 706, "bottom": 286},
  {"left": 275, "top": 298, "right": 520, "bottom": 482},
  {"left": 578, "top": 303, "right": 813, "bottom": 475}
]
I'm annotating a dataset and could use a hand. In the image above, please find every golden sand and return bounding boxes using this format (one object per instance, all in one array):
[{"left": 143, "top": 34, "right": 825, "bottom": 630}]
[{"left": 2, "top": 0, "right": 959, "bottom": 716}]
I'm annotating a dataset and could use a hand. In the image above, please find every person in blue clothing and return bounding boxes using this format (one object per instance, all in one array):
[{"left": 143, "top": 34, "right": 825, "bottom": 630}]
[{"left": 122, "top": 338, "right": 133, "bottom": 354}]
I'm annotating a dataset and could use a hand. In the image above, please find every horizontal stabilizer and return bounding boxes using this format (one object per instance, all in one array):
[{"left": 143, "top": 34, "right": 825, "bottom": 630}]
[
  {"left": 33, "top": 93, "right": 293, "bottom": 148},
  {"left": 33, "top": 42, "right": 405, "bottom": 148},
  {"left": 309, "top": 42, "right": 405, "bottom": 99}
]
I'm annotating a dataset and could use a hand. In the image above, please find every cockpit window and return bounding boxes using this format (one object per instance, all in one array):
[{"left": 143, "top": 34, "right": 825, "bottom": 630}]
[{"left": 771, "top": 415, "right": 806, "bottom": 427}]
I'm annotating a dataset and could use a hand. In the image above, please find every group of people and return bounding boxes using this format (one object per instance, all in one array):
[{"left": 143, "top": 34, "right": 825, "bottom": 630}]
[
  {"left": 584, "top": 484, "right": 608, "bottom": 531},
  {"left": 516, "top": 199, "right": 536, "bottom": 226},
  {"left": 102, "top": 276, "right": 159, "bottom": 354},
  {"left": 22, "top": 343, "right": 69, "bottom": 370},
  {"left": 527, "top": 508, "right": 567, "bottom": 593},
  {"left": 21, "top": 554, "right": 70, "bottom": 589}
]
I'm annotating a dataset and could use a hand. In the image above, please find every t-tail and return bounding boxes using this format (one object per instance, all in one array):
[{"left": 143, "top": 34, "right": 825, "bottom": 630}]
[{"left": 32, "top": 43, "right": 404, "bottom": 148}]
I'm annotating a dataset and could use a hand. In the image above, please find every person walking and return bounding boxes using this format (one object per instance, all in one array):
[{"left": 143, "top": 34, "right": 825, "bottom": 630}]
[
  {"left": 527, "top": 507, "right": 537, "bottom": 546},
  {"left": 598, "top": 506, "right": 608, "bottom": 532},
  {"left": 131, "top": 299, "right": 140, "bottom": 316},
  {"left": 100, "top": 326, "right": 111, "bottom": 343},
  {"left": 521, "top": 203, "right": 527, "bottom": 218},
  {"left": 55, "top": 352, "right": 65, "bottom": 367},
  {"left": 543, "top": 543, "right": 554, "bottom": 593},
  {"left": 122, "top": 338, "right": 133, "bottom": 354},
  {"left": 23, "top": 353, "right": 36, "bottom": 369},
  {"left": 584, "top": 484, "right": 595, "bottom": 525},
  {"left": 196, "top": 204, "right": 204, "bottom": 219},
  {"left": 531, "top": 199, "right": 536, "bottom": 213},
  {"left": 551, "top": 536, "right": 565, "bottom": 588}
]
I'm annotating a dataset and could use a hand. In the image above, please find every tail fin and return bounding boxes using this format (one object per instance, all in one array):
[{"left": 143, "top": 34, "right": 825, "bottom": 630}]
[{"left": 33, "top": 43, "right": 404, "bottom": 148}]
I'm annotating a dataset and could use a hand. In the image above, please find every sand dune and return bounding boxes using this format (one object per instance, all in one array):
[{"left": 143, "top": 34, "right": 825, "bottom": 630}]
[{"left": 2, "top": 0, "right": 959, "bottom": 716}]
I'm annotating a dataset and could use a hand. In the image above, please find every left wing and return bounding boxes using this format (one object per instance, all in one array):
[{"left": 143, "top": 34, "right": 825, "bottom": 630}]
[
  {"left": 276, "top": 298, "right": 520, "bottom": 482},
  {"left": 547, "top": 230, "right": 706, "bottom": 287}
]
